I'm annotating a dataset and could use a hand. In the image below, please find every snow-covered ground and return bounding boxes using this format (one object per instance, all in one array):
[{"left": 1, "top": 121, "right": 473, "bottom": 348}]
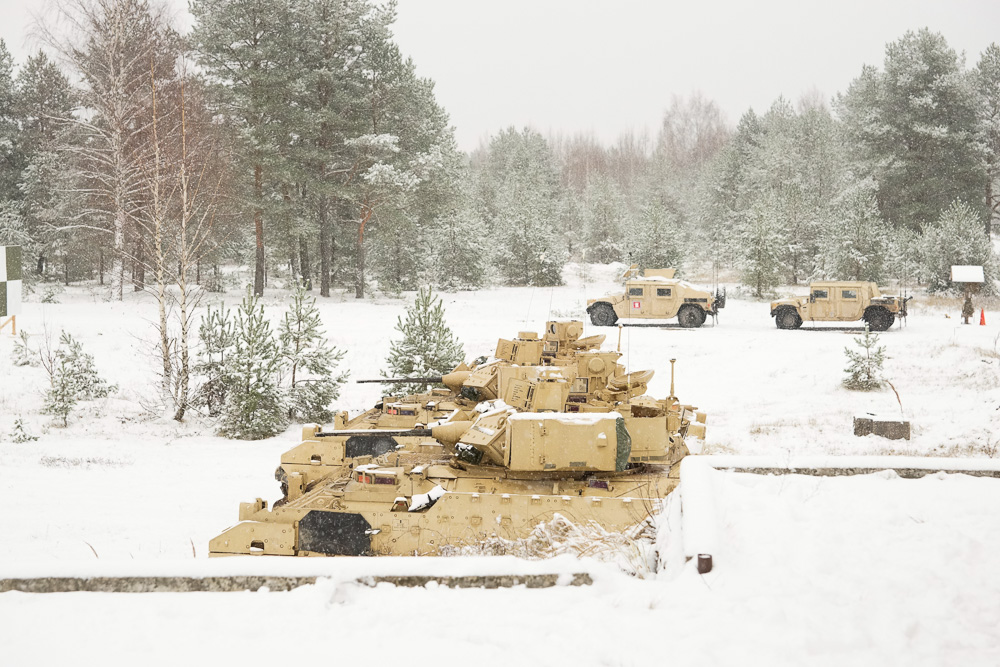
[{"left": 1, "top": 264, "right": 999, "bottom": 665}]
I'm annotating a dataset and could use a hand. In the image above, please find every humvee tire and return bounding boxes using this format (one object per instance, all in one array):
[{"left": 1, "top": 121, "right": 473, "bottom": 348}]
[
  {"left": 589, "top": 302, "right": 618, "bottom": 327},
  {"left": 776, "top": 307, "right": 802, "bottom": 330},
  {"left": 677, "top": 305, "right": 705, "bottom": 328},
  {"left": 865, "top": 307, "right": 893, "bottom": 332}
]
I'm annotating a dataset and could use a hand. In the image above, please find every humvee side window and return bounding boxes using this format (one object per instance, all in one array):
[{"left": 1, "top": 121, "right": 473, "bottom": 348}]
[
  {"left": 842, "top": 289, "right": 857, "bottom": 299},
  {"left": 656, "top": 288, "right": 672, "bottom": 297},
  {"left": 628, "top": 287, "right": 643, "bottom": 297},
  {"left": 812, "top": 289, "right": 829, "bottom": 299}
]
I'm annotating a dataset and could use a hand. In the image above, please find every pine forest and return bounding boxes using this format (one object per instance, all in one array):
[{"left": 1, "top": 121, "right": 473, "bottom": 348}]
[{"left": 0, "top": 3, "right": 997, "bottom": 302}]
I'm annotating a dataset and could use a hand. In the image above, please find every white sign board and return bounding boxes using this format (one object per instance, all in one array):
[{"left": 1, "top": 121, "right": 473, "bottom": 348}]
[{"left": 950, "top": 265, "right": 985, "bottom": 283}]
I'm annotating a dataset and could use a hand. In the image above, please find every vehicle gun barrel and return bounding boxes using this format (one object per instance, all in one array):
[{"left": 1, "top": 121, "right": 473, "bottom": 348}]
[
  {"left": 356, "top": 377, "right": 444, "bottom": 384},
  {"left": 315, "top": 421, "right": 474, "bottom": 446},
  {"left": 315, "top": 427, "right": 433, "bottom": 437}
]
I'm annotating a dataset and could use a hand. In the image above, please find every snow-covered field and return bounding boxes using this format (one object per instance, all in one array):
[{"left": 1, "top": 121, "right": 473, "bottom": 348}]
[{"left": 1, "top": 264, "right": 999, "bottom": 665}]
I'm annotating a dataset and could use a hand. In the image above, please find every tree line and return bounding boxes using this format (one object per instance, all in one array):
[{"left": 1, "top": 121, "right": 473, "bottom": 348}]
[{"left": 0, "top": 5, "right": 996, "bottom": 300}]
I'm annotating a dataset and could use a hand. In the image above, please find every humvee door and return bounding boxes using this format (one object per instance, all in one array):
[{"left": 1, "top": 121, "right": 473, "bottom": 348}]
[
  {"left": 626, "top": 283, "right": 648, "bottom": 316},
  {"left": 836, "top": 287, "right": 864, "bottom": 320},
  {"left": 809, "top": 287, "right": 835, "bottom": 319},
  {"left": 651, "top": 285, "right": 678, "bottom": 317}
]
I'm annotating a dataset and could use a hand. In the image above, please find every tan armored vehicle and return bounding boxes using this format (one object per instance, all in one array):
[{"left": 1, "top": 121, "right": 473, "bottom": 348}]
[
  {"left": 210, "top": 321, "right": 706, "bottom": 557},
  {"left": 770, "top": 281, "right": 910, "bottom": 331},
  {"left": 586, "top": 266, "right": 725, "bottom": 328}
]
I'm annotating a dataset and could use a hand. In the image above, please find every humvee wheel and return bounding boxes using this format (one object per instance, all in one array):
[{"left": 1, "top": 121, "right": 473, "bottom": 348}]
[
  {"left": 590, "top": 303, "right": 618, "bottom": 326},
  {"left": 678, "top": 305, "right": 704, "bottom": 328},
  {"left": 776, "top": 308, "right": 802, "bottom": 330},
  {"left": 865, "top": 307, "right": 893, "bottom": 332}
]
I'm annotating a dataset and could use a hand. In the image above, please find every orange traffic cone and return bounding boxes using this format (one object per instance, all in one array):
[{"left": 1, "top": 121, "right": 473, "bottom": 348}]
[{"left": 981, "top": 309, "right": 987, "bottom": 326}]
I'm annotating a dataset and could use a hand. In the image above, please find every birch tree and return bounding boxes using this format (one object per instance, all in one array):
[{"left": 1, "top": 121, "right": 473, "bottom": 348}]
[{"left": 52, "top": 0, "right": 178, "bottom": 300}]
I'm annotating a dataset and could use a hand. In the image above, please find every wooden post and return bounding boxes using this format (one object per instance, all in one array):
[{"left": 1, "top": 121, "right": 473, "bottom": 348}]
[{"left": 0, "top": 315, "right": 14, "bottom": 335}]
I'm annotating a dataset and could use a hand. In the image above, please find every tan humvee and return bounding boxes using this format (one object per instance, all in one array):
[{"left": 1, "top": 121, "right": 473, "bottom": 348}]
[
  {"left": 586, "top": 266, "right": 725, "bottom": 328},
  {"left": 770, "top": 281, "right": 910, "bottom": 331}
]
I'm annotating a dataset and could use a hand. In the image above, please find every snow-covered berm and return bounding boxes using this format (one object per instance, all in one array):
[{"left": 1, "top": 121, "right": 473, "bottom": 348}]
[{"left": 1, "top": 263, "right": 999, "bottom": 664}]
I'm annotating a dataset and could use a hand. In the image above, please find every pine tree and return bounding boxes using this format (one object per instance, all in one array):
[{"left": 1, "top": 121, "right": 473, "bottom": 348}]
[
  {"left": 0, "top": 40, "right": 22, "bottom": 203},
  {"left": 13, "top": 51, "right": 76, "bottom": 281},
  {"left": 974, "top": 43, "right": 1000, "bottom": 235},
  {"left": 738, "top": 197, "right": 785, "bottom": 298},
  {"left": 626, "top": 200, "right": 685, "bottom": 270},
  {"left": 43, "top": 353, "right": 80, "bottom": 427},
  {"left": 41, "top": 331, "right": 115, "bottom": 426},
  {"left": 843, "top": 326, "right": 886, "bottom": 391},
  {"left": 56, "top": 331, "right": 116, "bottom": 399},
  {"left": 581, "top": 174, "right": 626, "bottom": 263},
  {"left": 838, "top": 30, "right": 981, "bottom": 232},
  {"left": 476, "top": 127, "right": 567, "bottom": 286},
  {"left": 190, "top": 0, "right": 298, "bottom": 296},
  {"left": 219, "top": 288, "right": 287, "bottom": 440},
  {"left": 429, "top": 202, "right": 488, "bottom": 290},
  {"left": 9, "top": 418, "right": 38, "bottom": 443},
  {"left": 279, "top": 284, "right": 348, "bottom": 423},
  {"left": 193, "top": 302, "right": 234, "bottom": 417},
  {"left": 920, "top": 200, "right": 997, "bottom": 292},
  {"left": 11, "top": 330, "right": 37, "bottom": 367},
  {"left": 820, "top": 178, "right": 891, "bottom": 281},
  {"left": 383, "top": 287, "right": 464, "bottom": 396}
]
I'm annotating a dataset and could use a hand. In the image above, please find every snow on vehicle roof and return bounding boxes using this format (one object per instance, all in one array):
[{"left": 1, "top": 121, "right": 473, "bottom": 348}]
[{"left": 508, "top": 412, "right": 620, "bottom": 425}]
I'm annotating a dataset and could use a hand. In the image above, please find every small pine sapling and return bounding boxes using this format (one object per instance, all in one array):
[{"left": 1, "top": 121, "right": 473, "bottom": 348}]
[
  {"left": 43, "top": 353, "right": 80, "bottom": 427},
  {"left": 10, "top": 418, "right": 39, "bottom": 443},
  {"left": 56, "top": 331, "right": 117, "bottom": 399},
  {"left": 11, "top": 330, "right": 38, "bottom": 367},
  {"left": 193, "top": 303, "right": 234, "bottom": 417},
  {"left": 383, "top": 287, "right": 465, "bottom": 396},
  {"left": 843, "top": 325, "right": 886, "bottom": 391},
  {"left": 279, "top": 284, "right": 348, "bottom": 423},
  {"left": 219, "top": 288, "right": 287, "bottom": 440},
  {"left": 41, "top": 331, "right": 116, "bottom": 427}
]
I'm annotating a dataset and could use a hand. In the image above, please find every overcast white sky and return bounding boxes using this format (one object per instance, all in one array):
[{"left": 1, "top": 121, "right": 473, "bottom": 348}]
[{"left": 2, "top": 0, "right": 999, "bottom": 151}]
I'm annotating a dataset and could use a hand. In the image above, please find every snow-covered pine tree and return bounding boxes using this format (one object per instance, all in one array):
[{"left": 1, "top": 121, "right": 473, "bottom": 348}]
[
  {"left": 42, "top": 353, "right": 79, "bottom": 427},
  {"left": 280, "top": 284, "right": 348, "bottom": 423},
  {"left": 820, "top": 178, "right": 891, "bottom": 281},
  {"left": 476, "top": 127, "right": 567, "bottom": 286},
  {"left": 9, "top": 417, "right": 38, "bottom": 443},
  {"left": 193, "top": 302, "right": 234, "bottom": 417},
  {"left": 219, "top": 288, "right": 287, "bottom": 440},
  {"left": 40, "top": 330, "right": 115, "bottom": 426},
  {"left": 429, "top": 204, "right": 488, "bottom": 290},
  {"left": 626, "top": 200, "right": 685, "bottom": 270},
  {"left": 11, "top": 330, "right": 37, "bottom": 367},
  {"left": 837, "top": 30, "right": 981, "bottom": 232},
  {"left": 0, "top": 40, "right": 22, "bottom": 204},
  {"left": 56, "top": 331, "right": 116, "bottom": 399},
  {"left": 843, "top": 325, "right": 886, "bottom": 391},
  {"left": 975, "top": 44, "right": 1000, "bottom": 235},
  {"left": 737, "top": 197, "right": 785, "bottom": 298},
  {"left": 383, "top": 287, "right": 465, "bottom": 396},
  {"left": 920, "top": 200, "right": 997, "bottom": 292},
  {"left": 581, "top": 174, "right": 626, "bottom": 264}
]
